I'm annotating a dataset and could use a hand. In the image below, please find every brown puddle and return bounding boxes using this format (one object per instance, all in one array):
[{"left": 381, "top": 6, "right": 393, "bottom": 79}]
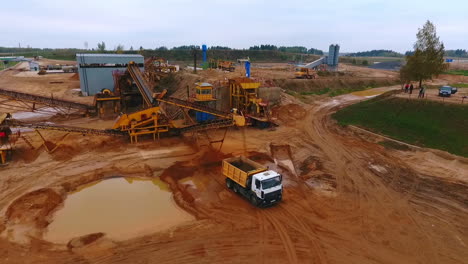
[
  {"left": 44, "top": 177, "right": 194, "bottom": 244},
  {"left": 350, "top": 89, "right": 386, "bottom": 97}
]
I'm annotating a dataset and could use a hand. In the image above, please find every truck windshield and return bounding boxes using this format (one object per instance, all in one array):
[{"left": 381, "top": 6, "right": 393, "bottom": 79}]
[{"left": 261, "top": 176, "right": 281, "bottom": 189}]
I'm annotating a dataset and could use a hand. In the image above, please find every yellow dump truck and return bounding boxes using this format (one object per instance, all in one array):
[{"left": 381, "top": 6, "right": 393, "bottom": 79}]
[
  {"left": 218, "top": 60, "right": 236, "bottom": 72},
  {"left": 222, "top": 156, "right": 283, "bottom": 206},
  {"left": 294, "top": 67, "right": 317, "bottom": 79}
]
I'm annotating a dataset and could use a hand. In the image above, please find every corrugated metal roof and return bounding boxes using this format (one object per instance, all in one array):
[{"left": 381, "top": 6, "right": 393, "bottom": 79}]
[
  {"left": 76, "top": 53, "right": 143, "bottom": 58},
  {"left": 196, "top": 82, "right": 213, "bottom": 87}
]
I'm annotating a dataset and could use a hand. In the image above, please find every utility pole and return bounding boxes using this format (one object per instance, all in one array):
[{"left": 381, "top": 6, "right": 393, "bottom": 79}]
[{"left": 192, "top": 47, "right": 198, "bottom": 74}]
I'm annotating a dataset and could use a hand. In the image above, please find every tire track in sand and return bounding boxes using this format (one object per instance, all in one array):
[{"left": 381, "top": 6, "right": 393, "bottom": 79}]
[
  {"left": 256, "top": 210, "right": 266, "bottom": 264},
  {"left": 278, "top": 204, "right": 327, "bottom": 264},
  {"left": 263, "top": 210, "right": 299, "bottom": 264}
]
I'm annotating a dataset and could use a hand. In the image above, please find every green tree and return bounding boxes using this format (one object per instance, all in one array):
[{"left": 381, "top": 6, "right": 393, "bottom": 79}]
[
  {"left": 115, "top": 44, "right": 124, "bottom": 54},
  {"left": 97, "top": 41, "right": 106, "bottom": 52},
  {"left": 362, "top": 60, "right": 369, "bottom": 66},
  {"left": 400, "top": 21, "right": 447, "bottom": 88}
]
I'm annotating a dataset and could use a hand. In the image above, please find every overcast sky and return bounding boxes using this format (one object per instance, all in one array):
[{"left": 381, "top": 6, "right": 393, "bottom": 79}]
[{"left": 1, "top": 0, "right": 467, "bottom": 52}]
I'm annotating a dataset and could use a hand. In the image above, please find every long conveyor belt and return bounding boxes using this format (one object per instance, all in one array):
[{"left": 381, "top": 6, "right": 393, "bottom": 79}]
[
  {"left": 180, "top": 118, "right": 234, "bottom": 133},
  {"left": 157, "top": 96, "right": 231, "bottom": 118},
  {"left": 0, "top": 88, "right": 94, "bottom": 112},
  {"left": 127, "top": 62, "right": 154, "bottom": 107},
  {"left": 4, "top": 120, "right": 125, "bottom": 137}
]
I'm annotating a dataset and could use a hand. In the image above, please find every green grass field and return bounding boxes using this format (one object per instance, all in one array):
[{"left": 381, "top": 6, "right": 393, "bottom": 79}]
[
  {"left": 0, "top": 61, "right": 19, "bottom": 70},
  {"left": 450, "top": 83, "right": 468, "bottom": 88},
  {"left": 333, "top": 97, "right": 468, "bottom": 157},
  {"left": 443, "top": 70, "right": 468, "bottom": 76}
]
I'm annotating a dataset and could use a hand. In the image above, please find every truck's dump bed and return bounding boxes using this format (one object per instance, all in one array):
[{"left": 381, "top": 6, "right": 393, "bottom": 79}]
[
  {"left": 222, "top": 156, "right": 266, "bottom": 187},
  {"left": 230, "top": 160, "right": 257, "bottom": 172}
]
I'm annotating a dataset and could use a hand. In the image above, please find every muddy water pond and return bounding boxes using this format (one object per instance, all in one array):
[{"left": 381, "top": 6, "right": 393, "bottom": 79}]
[{"left": 44, "top": 177, "right": 194, "bottom": 244}]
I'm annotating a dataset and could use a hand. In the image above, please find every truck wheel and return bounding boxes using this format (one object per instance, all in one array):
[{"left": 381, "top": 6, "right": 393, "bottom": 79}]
[
  {"left": 226, "top": 178, "right": 232, "bottom": 189},
  {"left": 250, "top": 194, "right": 258, "bottom": 206},
  {"left": 233, "top": 184, "right": 238, "bottom": 193}
]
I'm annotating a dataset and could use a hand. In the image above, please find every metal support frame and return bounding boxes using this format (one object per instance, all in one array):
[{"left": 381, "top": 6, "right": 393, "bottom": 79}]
[
  {"left": 35, "top": 129, "right": 70, "bottom": 153},
  {"left": 0, "top": 88, "right": 94, "bottom": 114}
]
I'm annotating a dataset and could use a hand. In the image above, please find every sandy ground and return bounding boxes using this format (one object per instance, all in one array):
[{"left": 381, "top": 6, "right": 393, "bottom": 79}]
[
  {"left": 0, "top": 84, "right": 467, "bottom": 263},
  {"left": 190, "top": 63, "right": 399, "bottom": 82},
  {"left": 0, "top": 61, "right": 467, "bottom": 263},
  {"left": 0, "top": 60, "right": 92, "bottom": 107}
]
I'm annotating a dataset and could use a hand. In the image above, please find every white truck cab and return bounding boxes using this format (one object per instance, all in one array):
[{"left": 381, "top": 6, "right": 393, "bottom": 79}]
[
  {"left": 250, "top": 170, "right": 283, "bottom": 205},
  {"left": 223, "top": 156, "right": 283, "bottom": 207}
]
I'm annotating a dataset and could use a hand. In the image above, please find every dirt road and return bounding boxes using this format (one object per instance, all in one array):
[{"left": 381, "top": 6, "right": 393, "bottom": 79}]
[
  {"left": 0, "top": 88, "right": 467, "bottom": 263},
  {"left": 395, "top": 87, "right": 468, "bottom": 104}
]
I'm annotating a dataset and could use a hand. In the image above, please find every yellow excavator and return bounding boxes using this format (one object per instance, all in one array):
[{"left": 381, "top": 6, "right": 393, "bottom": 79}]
[
  {"left": 209, "top": 59, "right": 236, "bottom": 72},
  {"left": 294, "top": 67, "right": 317, "bottom": 79}
]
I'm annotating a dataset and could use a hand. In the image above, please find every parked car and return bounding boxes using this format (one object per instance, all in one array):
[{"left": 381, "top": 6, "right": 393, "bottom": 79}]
[
  {"left": 439, "top": 86, "right": 453, "bottom": 97},
  {"left": 451, "top": 87, "right": 458, "bottom": 94}
]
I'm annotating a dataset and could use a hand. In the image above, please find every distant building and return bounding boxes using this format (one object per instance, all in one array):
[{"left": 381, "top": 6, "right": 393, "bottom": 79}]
[
  {"left": 29, "top": 61, "right": 40, "bottom": 71},
  {"left": 76, "top": 53, "right": 144, "bottom": 96}
]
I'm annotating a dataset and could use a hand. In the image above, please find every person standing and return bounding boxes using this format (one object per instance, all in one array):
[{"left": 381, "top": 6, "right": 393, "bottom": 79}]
[
  {"left": 404, "top": 83, "right": 409, "bottom": 93},
  {"left": 409, "top": 83, "right": 414, "bottom": 94},
  {"left": 421, "top": 85, "right": 426, "bottom": 98},
  {"left": 418, "top": 85, "right": 424, "bottom": 98}
]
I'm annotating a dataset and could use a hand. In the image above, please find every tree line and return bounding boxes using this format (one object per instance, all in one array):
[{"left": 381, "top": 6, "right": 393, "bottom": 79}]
[
  {"left": 0, "top": 45, "right": 322, "bottom": 63},
  {"left": 0, "top": 43, "right": 325, "bottom": 62},
  {"left": 406, "top": 49, "right": 467, "bottom": 58},
  {"left": 347, "top": 50, "right": 403, "bottom": 57},
  {"left": 1, "top": 44, "right": 324, "bottom": 55},
  {"left": 445, "top": 49, "right": 468, "bottom": 58},
  {"left": 346, "top": 49, "right": 468, "bottom": 58},
  {"left": 248, "top": 45, "right": 323, "bottom": 55}
]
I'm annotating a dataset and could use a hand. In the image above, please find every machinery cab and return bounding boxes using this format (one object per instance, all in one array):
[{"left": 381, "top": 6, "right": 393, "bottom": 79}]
[
  {"left": 0, "top": 113, "right": 13, "bottom": 164},
  {"left": 295, "top": 67, "right": 316, "bottom": 79},
  {"left": 195, "top": 82, "right": 215, "bottom": 101},
  {"left": 294, "top": 67, "right": 306, "bottom": 77},
  {"left": 250, "top": 170, "right": 283, "bottom": 204}
]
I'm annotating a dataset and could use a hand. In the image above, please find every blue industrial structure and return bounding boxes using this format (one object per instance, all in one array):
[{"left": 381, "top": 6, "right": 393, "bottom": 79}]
[
  {"left": 245, "top": 61, "right": 251, "bottom": 77},
  {"left": 196, "top": 111, "right": 215, "bottom": 122},
  {"left": 76, "top": 54, "right": 144, "bottom": 96},
  {"left": 202, "top": 44, "right": 207, "bottom": 63}
]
